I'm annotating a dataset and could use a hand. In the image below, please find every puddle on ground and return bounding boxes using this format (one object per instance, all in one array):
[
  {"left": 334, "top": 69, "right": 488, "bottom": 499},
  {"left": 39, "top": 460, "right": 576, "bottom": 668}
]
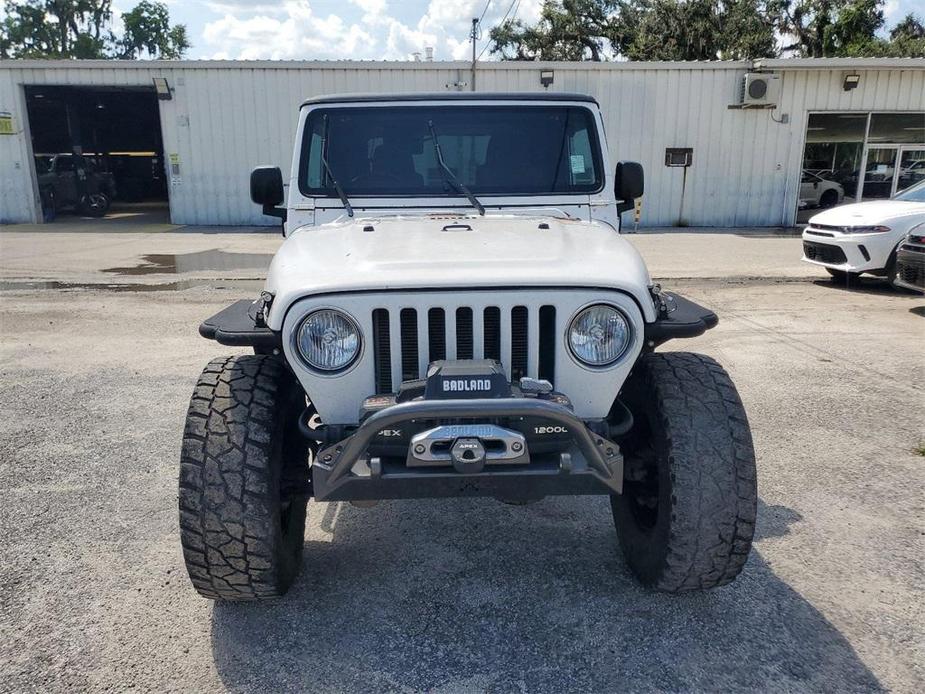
[
  {"left": 0, "top": 279, "right": 264, "bottom": 293},
  {"left": 102, "top": 250, "right": 274, "bottom": 275}
]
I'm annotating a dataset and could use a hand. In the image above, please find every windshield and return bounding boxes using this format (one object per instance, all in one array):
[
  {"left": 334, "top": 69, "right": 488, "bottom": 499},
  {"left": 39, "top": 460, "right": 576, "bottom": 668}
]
[
  {"left": 895, "top": 180, "right": 925, "bottom": 202},
  {"left": 298, "top": 105, "right": 603, "bottom": 199}
]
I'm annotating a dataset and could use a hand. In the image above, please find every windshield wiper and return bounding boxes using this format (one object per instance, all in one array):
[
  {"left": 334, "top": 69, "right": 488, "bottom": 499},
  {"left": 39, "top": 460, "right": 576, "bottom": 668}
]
[
  {"left": 320, "top": 114, "right": 354, "bottom": 218},
  {"left": 427, "top": 120, "right": 485, "bottom": 216}
]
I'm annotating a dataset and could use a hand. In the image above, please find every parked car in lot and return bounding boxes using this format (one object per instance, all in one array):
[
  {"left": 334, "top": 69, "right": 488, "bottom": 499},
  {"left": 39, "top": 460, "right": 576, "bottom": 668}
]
[
  {"left": 179, "top": 92, "right": 758, "bottom": 601},
  {"left": 894, "top": 226, "right": 925, "bottom": 292},
  {"left": 799, "top": 170, "right": 844, "bottom": 209},
  {"left": 802, "top": 180, "right": 925, "bottom": 287},
  {"left": 898, "top": 159, "right": 925, "bottom": 192},
  {"left": 35, "top": 153, "right": 115, "bottom": 217}
]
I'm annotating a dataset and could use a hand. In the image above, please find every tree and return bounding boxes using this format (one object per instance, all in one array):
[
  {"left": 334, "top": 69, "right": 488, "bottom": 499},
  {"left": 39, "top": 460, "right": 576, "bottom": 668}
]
[
  {"left": 882, "top": 13, "right": 925, "bottom": 57},
  {"left": 0, "top": 0, "right": 188, "bottom": 59},
  {"left": 488, "top": 0, "right": 923, "bottom": 61},
  {"left": 775, "top": 0, "right": 885, "bottom": 57},
  {"left": 118, "top": 1, "right": 188, "bottom": 59},
  {"left": 621, "top": 0, "right": 777, "bottom": 61},
  {"left": 490, "top": 0, "right": 778, "bottom": 61},
  {"left": 490, "top": 0, "right": 619, "bottom": 61},
  {"left": 0, "top": 0, "right": 113, "bottom": 58}
]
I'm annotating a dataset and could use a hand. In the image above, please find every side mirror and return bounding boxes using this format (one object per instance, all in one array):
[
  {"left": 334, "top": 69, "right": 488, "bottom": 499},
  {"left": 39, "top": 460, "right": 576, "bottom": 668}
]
[
  {"left": 250, "top": 166, "right": 286, "bottom": 221},
  {"left": 615, "top": 161, "right": 644, "bottom": 214}
]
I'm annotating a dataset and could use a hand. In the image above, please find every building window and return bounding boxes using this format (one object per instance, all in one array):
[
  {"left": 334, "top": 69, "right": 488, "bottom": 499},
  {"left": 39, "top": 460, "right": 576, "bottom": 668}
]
[{"left": 798, "top": 111, "right": 925, "bottom": 223}]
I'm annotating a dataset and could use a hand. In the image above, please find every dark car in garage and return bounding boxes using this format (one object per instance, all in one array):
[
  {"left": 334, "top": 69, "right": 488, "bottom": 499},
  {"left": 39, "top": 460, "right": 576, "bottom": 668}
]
[{"left": 35, "top": 153, "right": 117, "bottom": 218}]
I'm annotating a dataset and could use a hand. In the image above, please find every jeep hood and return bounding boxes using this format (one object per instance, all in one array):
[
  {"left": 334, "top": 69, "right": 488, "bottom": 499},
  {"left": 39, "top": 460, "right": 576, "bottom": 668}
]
[{"left": 264, "top": 215, "right": 655, "bottom": 329}]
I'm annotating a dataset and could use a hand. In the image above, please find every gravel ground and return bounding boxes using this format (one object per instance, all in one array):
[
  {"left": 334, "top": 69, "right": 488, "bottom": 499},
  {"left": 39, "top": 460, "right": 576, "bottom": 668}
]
[{"left": 0, "top": 230, "right": 923, "bottom": 693}]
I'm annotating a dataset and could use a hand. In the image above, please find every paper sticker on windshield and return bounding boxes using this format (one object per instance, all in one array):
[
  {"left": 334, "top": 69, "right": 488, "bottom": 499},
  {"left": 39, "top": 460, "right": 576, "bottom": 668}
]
[{"left": 570, "top": 155, "right": 586, "bottom": 174}]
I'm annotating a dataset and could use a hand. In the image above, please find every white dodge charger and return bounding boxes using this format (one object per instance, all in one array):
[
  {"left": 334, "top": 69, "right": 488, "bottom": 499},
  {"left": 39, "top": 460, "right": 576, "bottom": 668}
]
[{"left": 802, "top": 180, "right": 925, "bottom": 287}]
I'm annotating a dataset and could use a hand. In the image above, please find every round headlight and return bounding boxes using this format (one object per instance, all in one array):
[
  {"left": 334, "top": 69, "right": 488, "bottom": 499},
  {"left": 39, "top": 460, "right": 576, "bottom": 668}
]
[
  {"left": 567, "top": 304, "right": 631, "bottom": 367},
  {"left": 297, "top": 309, "right": 361, "bottom": 371}
]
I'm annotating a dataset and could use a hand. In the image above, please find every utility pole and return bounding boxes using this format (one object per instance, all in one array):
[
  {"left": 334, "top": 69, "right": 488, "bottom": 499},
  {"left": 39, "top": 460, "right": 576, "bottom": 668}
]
[{"left": 470, "top": 17, "right": 478, "bottom": 92}]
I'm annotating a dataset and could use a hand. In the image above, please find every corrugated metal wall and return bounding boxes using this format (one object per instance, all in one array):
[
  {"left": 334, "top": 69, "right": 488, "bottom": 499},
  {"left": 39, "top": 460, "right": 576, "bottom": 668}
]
[{"left": 1, "top": 60, "right": 924, "bottom": 226}]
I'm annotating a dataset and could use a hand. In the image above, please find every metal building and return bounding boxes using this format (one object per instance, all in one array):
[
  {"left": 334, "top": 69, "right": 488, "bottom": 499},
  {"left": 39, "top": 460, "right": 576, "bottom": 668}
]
[{"left": 1, "top": 58, "right": 923, "bottom": 227}]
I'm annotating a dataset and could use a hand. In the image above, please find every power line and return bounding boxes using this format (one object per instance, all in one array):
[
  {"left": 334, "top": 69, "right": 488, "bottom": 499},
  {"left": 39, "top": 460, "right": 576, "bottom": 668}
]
[
  {"left": 477, "top": 0, "right": 492, "bottom": 25},
  {"left": 477, "top": 0, "right": 519, "bottom": 60}
]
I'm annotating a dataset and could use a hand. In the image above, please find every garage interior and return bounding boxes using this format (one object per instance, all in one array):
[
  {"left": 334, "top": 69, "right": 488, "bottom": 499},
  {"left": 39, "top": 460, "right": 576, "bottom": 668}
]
[{"left": 25, "top": 85, "right": 169, "bottom": 224}]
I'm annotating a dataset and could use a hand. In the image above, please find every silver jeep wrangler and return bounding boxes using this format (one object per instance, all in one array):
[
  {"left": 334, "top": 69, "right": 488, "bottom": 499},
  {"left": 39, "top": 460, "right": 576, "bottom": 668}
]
[{"left": 180, "top": 93, "right": 757, "bottom": 601}]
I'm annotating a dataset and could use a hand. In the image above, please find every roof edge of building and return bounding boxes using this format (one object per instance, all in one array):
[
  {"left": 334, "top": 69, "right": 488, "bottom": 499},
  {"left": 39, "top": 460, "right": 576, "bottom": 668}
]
[{"left": 0, "top": 57, "right": 922, "bottom": 72}]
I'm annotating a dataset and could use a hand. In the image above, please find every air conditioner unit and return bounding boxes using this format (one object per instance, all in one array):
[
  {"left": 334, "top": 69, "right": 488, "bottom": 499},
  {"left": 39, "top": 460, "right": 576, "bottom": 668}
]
[{"left": 739, "top": 72, "right": 780, "bottom": 107}]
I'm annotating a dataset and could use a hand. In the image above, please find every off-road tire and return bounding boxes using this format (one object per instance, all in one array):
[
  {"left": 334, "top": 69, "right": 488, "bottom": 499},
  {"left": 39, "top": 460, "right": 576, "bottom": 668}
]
[
  {"left": 826, "top": 268, "right": 860, "bottom": 285},
  {"left": 612, "top": 352, "right": 757, "bottom": 592},
  {"left": 179, "top": 355, "right": 310, "bottom": 601}
]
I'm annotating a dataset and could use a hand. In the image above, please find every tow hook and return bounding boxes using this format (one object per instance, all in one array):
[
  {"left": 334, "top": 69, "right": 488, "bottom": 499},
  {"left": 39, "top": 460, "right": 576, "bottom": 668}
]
[{"left": 450, "top": 438, "right": 487, "bottom": 474}]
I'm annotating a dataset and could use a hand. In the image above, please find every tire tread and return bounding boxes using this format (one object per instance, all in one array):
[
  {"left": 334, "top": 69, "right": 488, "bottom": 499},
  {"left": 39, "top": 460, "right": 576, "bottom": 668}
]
[
  {"left": 179, "top": 355, "right": 303, "bottom": 601},
  {"left": 618, "top": 352, "right": 757, "bottom": 592}
]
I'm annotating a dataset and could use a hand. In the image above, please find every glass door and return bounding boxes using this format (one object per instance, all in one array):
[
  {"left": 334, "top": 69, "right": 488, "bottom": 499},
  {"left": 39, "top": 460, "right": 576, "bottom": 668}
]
[
  {"left": 896, "top": 146, "right": 925, "bottom": 196},
  {"left": 859, "top": 147, "right": 898, "bottom": 200}
]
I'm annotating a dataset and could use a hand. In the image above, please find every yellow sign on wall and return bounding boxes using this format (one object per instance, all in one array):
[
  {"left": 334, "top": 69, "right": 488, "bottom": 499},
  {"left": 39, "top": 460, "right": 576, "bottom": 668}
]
[{"left": 0, "top": 112, "right": 14, "bottom": 135}]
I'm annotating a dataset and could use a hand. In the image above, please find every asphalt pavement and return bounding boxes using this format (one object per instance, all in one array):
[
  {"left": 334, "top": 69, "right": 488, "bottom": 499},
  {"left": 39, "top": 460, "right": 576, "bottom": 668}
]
[{"left": 0, "top": 224, "right": 922, "bottom": 692}]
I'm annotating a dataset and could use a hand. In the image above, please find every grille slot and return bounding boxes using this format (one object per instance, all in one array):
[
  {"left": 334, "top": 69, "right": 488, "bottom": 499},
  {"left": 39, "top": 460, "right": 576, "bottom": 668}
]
[
  {"left": 483, "top": 307, "right": 501, "bottom": 361},
  {"left": 538, "top": 305, "right": 556, "bottom": 383},
  {"left": 372, "top": 308, "right": 391, "bottom": 394},
  {"left": 456, "top": 307, "right": 473, "bottom": 359},
  {"left": 428, "top": 308, "right": 446, "bottom": 363},
  {"left": 511, "top": 306, "right": 528, "bottom": 381},
  {"left": 371, "top": 304, "right": 556, "bottom": 393},
  {"left": 399, "top": 308, "right": 419, "bottom": 382}
]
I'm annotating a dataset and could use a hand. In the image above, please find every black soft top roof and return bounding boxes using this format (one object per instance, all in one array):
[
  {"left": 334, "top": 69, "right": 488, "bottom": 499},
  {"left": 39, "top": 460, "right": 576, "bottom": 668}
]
[{"left": 300, "top": 92, "right": 598, "bottom": 108}]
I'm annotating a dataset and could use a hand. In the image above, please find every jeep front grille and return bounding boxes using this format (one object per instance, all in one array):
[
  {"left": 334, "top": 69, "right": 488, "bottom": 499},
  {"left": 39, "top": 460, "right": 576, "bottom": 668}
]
[
  {"left": 284, "top": 289, "right": 644, "bottom": 425},
  {"left": 371, "top": 305, "right": 557, "bottom": 393}
]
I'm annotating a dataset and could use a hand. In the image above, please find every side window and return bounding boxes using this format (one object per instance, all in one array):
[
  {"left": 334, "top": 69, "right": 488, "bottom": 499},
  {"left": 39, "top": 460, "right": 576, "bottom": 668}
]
[
  {"left": 567, "top": 124, "right": 596, "bottom": 186},
  {"left": 56, "top": 157, "right": 75, "bottom": 173},
  {"left": 305, "top": 121, "right": 323, "bottom": 189}
]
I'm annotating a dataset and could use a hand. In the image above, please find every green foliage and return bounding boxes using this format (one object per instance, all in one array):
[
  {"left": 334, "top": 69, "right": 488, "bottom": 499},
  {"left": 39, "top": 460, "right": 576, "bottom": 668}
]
[
  {"left": 878, "top": 13, "right": 925, "bottom": 57},
  {"left": 489, "top": 0, "right": 925, "bottom": 60},
  {"left": 776, "top": 0, "right": 884, "bottom": 57},
  {"left": 490, "top": 0, "right": 619, "bottom": 60},
  {"left": 0, "top": 0, "right": 189, "bottom": 59},
  {"left": 621, "top": 0, "right": 778, "bottom": 61},
  {"left": 118, "top": 1, "right": 189, "bottom": 59}
]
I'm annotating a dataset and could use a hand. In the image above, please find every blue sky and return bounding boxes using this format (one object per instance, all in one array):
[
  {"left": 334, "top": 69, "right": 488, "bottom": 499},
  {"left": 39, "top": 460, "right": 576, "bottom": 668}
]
[{"left": 145, "top": 0, "right": 921, "bottom": 61}]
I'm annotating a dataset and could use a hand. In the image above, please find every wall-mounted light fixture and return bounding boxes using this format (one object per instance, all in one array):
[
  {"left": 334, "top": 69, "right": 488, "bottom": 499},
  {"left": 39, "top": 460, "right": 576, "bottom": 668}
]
[
  {"left": 153, "top": 77, "right": 172, "bottom": 100},
  {"left": 843, "top": 73, "right": 860, "bottom": 91},
  {"left": 540, "top": 70, "right": 554, "bottom": 89}
]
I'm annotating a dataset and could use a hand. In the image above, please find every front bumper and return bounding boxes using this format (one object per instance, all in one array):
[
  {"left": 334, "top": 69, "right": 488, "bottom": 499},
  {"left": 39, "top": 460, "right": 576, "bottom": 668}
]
[
  {"left": 308, "top": 397, "right": 623, "bottom": 502},
  {"left": 895, "top": 244, "right": 925, "bottom": 292},
  {"left": 801, "top": 230, "right": 896, "bottom": 273}
]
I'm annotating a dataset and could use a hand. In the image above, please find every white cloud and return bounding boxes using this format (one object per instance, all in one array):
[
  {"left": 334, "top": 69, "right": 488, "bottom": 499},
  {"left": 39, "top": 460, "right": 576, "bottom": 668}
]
[
  {"left": 203, "top": 1, "right": 379, "bottom": 60},
  {"left": 200, "top": 0, "right": 546, "bottom": 60},
  {"left": 350, "top": 0, "right": 388, "bottom": 15}
]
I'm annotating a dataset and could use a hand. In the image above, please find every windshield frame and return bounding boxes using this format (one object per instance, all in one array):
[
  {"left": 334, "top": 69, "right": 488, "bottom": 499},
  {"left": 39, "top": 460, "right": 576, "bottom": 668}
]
[{"left": 296, "top": 103, "right": 606, "bottom": 200}]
